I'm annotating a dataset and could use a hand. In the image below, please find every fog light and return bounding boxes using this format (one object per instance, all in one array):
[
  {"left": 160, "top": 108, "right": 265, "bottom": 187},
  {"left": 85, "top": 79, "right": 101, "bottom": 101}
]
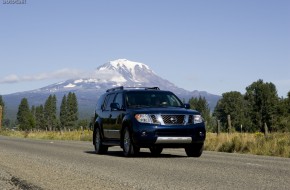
[
  {"left": 199, "top": 131, "right": 204, "bottom": 137},
  {"left": 141, "top": 131, "right": 147, "bottom": 136}
]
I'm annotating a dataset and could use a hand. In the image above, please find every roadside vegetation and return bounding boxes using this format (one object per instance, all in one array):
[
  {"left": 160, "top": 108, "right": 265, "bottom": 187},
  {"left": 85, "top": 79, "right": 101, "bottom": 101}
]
[
  {"left": 0, "top": 129, "right": 92, "bottom": 141},
  {"left": 0, "top": 130, "right": 289, "bottom": 158},
  {"left": 205, "top": 132, "right": 290, "bottom": 158}
]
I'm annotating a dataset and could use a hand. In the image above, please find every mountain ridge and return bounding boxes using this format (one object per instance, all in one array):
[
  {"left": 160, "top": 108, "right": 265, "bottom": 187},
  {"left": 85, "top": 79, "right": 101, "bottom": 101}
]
[{"left": 3, "top": 59, "right": 220, "bottom": 120}]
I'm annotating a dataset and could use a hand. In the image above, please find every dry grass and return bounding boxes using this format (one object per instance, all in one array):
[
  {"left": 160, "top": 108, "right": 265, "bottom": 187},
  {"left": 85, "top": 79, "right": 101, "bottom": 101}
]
[
  {"left": 205, "top": 132, "right": 290, "bottom": 158},
  {"left": 1, "top": 130, "right": 289, "bottom": 158},
  {"left": 0, "top": 130, "right": 93, "bottom": 141}
]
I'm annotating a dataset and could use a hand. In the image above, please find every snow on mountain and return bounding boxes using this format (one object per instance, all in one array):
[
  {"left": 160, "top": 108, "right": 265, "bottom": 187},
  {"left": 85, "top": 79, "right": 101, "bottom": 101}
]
[
  {"left": 64, "top": 83, "right": 76, "bottom": 88},
  {"left": 96, "top": 59, "right": 154, "bottom": 83},
  {"left": 34, "top": 58, "right": 179, "bottom": 92}
]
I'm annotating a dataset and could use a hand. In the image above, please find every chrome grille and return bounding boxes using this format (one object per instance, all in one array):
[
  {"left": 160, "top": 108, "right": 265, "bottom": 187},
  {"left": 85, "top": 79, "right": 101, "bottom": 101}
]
[{"left": 161, "top": 115, "right": 185, "bottom": 125}]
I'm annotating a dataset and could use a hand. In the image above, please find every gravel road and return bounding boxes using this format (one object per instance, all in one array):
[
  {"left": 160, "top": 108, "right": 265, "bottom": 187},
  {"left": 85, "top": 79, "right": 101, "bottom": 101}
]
[{"left": 1, "top": 135, "right": 290, "bottom": 190}]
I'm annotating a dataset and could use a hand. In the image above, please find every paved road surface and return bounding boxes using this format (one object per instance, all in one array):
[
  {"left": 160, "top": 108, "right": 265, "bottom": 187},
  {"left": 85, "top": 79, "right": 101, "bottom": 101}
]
[{"left": 0, "top": 136, "right": 290, "bottom": 190}]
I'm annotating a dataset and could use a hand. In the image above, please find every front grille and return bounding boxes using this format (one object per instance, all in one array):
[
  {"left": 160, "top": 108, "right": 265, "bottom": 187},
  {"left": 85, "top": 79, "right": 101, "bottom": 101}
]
[
  {"left": 161, "top": 115, "right": 185, "bottom": 125},
  {"left": 149, "top": 114, "right": 198, "bottom": 125}
]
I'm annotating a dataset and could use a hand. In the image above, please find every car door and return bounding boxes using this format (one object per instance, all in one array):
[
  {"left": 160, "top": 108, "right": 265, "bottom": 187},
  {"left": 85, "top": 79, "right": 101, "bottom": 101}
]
[
  {"left": 102, "top": 93, "right": 116, "bottom": 139},
  {"left": 109, "top": 92, "right": 125, "bottom": 140}
]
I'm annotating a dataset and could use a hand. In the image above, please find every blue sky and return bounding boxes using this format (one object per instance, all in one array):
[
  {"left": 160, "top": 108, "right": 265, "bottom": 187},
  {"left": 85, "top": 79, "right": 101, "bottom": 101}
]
[{"left": 0, "top": 0, "right": 289, "bottom": 97}]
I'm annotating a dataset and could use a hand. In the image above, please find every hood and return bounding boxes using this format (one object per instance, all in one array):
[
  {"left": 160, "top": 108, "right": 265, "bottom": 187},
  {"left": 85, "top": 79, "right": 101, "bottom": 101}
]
[{"left": 127, "top": 107, "right": 200, "bottom": 115}]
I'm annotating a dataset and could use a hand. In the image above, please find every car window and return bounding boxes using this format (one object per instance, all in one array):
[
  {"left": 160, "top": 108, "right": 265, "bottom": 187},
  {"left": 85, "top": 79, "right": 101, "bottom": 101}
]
[
  {"left": 96, "top": 94, "right": 105, "bottom": 110},
  {"left": 125, "top": 91, "right": 183, "bottom": 108},
  {"left": 114, "top": 93, "right": 123, "bottom": 109},
  {"left": 103, "top": 93, "right": 116, "bottom": 111},
  {"left": 167, "top": 94, "right": 181, "bottom": 107}
]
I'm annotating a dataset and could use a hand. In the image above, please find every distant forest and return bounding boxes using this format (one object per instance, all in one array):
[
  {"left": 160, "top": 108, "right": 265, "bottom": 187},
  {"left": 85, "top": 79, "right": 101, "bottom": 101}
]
[
  {"left": 1, "top": 79, "right": 290, "bottom": 132},
  {"left": 0, "top": 92, "right": 89, "bottom": 131}
]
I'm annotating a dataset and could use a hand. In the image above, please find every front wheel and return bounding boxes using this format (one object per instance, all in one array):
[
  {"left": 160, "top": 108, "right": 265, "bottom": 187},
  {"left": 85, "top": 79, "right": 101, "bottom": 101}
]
[
  {"left": 94, "top": 128, "right": 108, "bottom": 154},
  {"left": 185, "top": 143, "right": 204, "bottom": 157},
  {"left": 123, "top": 127, "right": 140, "bottom": 157}
]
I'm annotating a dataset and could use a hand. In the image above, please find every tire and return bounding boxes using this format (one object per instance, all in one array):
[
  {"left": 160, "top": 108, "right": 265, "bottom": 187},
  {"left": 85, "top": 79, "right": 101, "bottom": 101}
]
[
  {"left": 149, "top": 147, "right": 163, "bottom": 156},
  {"left": 94, "top": 128, "right": 108, "bottom": 154},
  {"left": 123, "top": 127, "right": 140, "bottom": 157},
  {"left": 185, "top": 143, "right": 204, "bottom": 157}
]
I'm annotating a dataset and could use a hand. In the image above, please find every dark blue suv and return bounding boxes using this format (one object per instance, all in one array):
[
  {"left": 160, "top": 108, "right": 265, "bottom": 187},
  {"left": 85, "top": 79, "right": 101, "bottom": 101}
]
[{"left": 93, "top": 86, "right": 206, "bottom": 157}]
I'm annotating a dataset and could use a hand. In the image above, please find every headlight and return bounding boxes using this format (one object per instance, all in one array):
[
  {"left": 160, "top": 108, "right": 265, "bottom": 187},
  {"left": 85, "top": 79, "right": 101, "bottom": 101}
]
[
  {"left": 193, "top": 115, "right": 203, "bottom": 124},
  {"left": 135, "top": 114, "right": 152, "bottom": 123}
]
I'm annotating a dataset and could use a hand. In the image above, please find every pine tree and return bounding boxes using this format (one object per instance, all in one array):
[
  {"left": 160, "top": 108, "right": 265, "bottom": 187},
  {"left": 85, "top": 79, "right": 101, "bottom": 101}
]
[
  {"left": 30, "top": 105, "right": 36, "bottom": 130},
  {"left": 44, "top": 95, "right": 51, "bottom": 130},
  {"left": 60, "top": 95, "right": 68, "bottom": 129},
  {"left": 52, "top": 95, "right": 58, "bottom": 129},
  {"left": 17, "top": 98, "right": 34, "bottom": 130},
  {"left": 35, "top": 105, "right": 45, "bottom": 130},
  {"left": 31, "top": 105, "right": 36, "bottom": 119},
  {"left": 44, "top": 95, "right": 58, "bottom": 131},
  {"left": 67, "top": 92, "right": 78, "bottom": 129},
  {"left": 189, "top": 96, "right": 211, "bottom": 128}
]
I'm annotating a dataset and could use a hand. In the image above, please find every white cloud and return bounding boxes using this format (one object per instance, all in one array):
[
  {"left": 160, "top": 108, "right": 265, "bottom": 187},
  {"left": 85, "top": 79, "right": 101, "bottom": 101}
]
[
  {"left": 0, "top": 68, "right": 126, "bottom": 84},
  {"left": 0, "top": 74, "right": 20, "bottom": 83},
  {"left": 0, "top": 69, "right": 87, "bottom": 84}
]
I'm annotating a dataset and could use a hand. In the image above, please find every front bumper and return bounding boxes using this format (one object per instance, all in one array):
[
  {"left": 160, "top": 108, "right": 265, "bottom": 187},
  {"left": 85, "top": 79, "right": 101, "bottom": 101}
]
[
  {"left": 155, "top": 136, "right": 192, "bottom": 144},
  {"left": 131, "top": 122, "right": 206, "bottom": 148}
]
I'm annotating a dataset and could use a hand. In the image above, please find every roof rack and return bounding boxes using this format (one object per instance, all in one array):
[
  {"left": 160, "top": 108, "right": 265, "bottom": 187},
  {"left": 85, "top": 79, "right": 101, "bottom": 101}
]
[
  {"left": 145, "top": 87, "right": 160, "bottom": 90},
  {"left": 106, "top": 86, "right": 124, "bottom": 92},
  {"left": 106, "top": 86, "right": 160, "bottom": 92}
]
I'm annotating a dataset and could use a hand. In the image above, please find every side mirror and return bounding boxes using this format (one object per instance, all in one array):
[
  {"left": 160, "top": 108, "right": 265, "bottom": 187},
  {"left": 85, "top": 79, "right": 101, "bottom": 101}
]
[
  {"left": 184, "top": 103, "right": 190, "bottom": 109},
  {"left": 110, "top": 103, "right": 120, "bottom": 111}
]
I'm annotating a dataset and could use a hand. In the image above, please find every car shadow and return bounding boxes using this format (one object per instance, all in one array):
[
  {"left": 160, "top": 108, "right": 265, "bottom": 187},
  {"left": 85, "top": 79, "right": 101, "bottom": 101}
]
[{"left": 84, "top": 150, "right": 186, "bottom": 158}]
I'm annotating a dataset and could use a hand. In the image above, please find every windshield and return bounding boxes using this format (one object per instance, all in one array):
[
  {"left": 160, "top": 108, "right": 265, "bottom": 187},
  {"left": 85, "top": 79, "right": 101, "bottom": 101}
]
[{"left": 125, "top": 91, "right": 183, "bottom": 108}]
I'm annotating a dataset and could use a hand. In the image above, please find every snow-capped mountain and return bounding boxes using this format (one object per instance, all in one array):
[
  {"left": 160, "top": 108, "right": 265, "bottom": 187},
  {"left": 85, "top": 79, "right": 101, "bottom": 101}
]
[
  {"left": 97, "top": 59, "right": 151, "bottom": 83},
  {"left": 35, "top": 59, "right": 180, "bottom": 93},
  {"left": 3, "top": 59, "right": 220, "bottom": 120}
]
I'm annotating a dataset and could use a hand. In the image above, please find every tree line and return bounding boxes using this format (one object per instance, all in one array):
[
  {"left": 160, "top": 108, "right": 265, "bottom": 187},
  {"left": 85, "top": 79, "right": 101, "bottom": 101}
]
[
  {"left": 189, "top": 79, "right": 290, "bottom": 133},
  {"left": 1, "top": 79, "right": 290, "bottom": 132},
  {"left": 15, "top": 92, "right": 79, "bottom": 131}
]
